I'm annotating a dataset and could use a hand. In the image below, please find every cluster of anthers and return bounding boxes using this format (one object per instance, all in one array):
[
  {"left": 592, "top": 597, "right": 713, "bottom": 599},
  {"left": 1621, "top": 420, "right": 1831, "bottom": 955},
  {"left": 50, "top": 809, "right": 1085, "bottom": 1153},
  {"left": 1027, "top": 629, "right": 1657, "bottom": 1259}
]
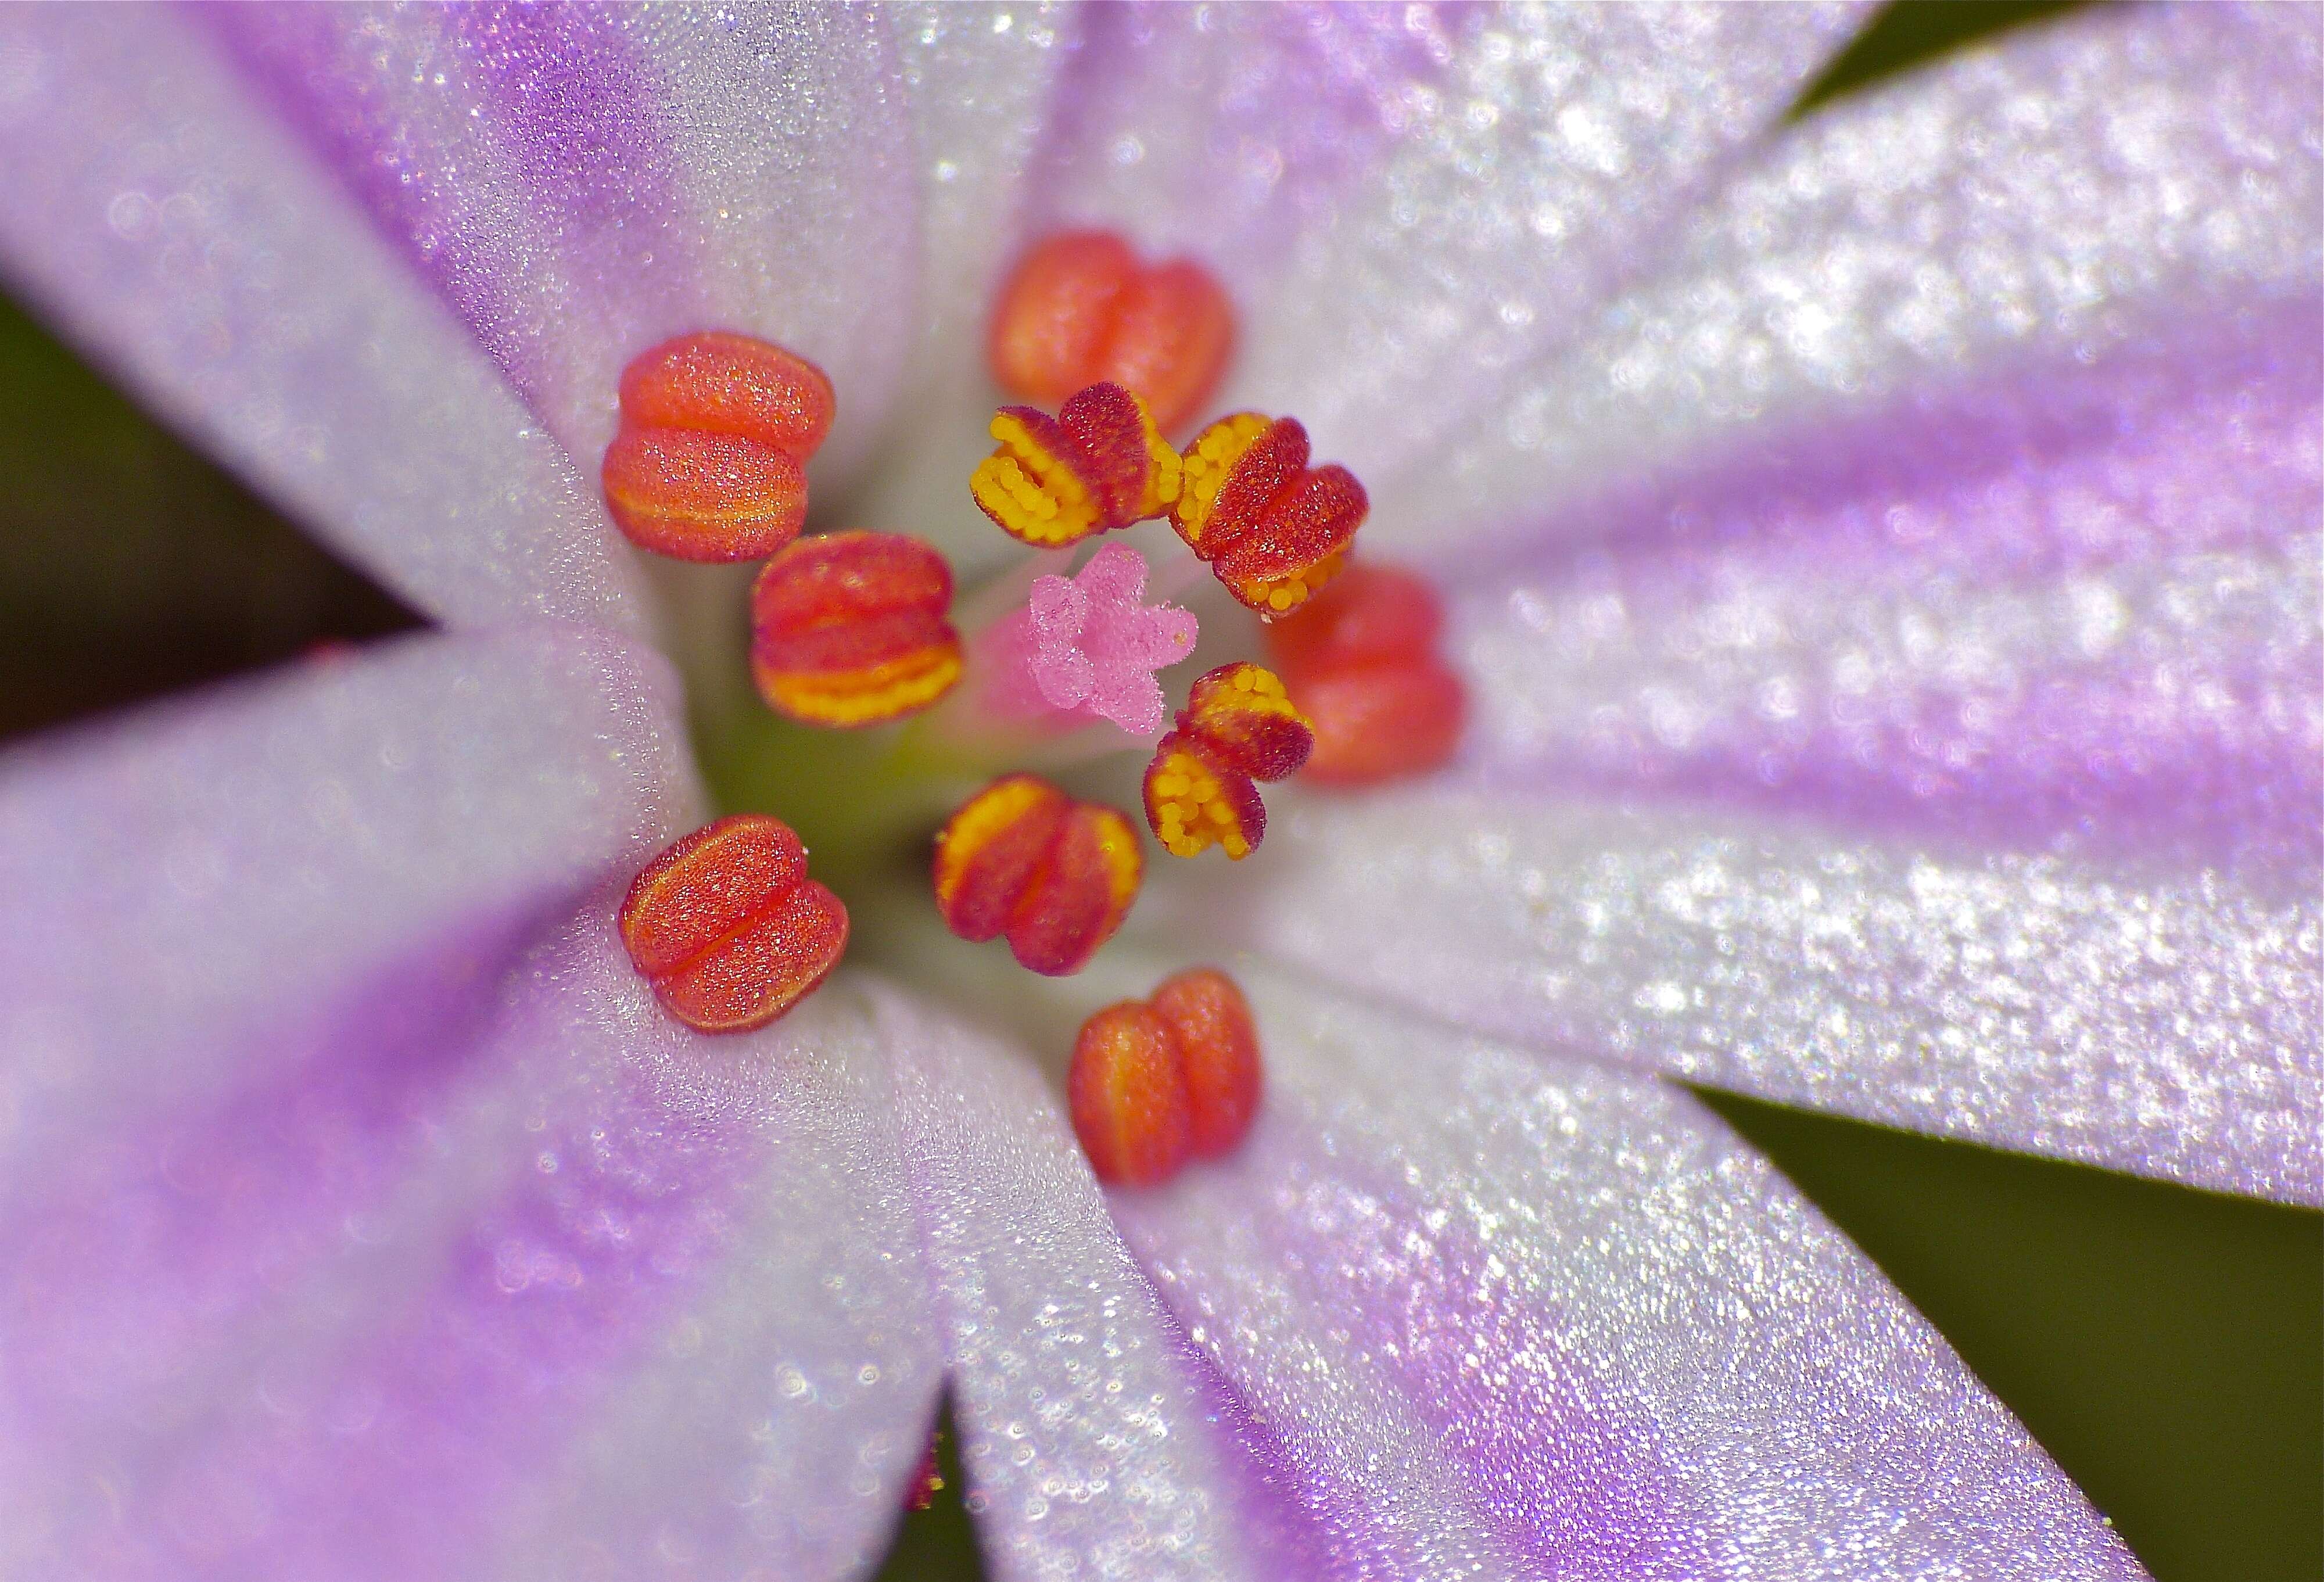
[{"left": 611, "top": 231, "right": 1465, "bottom": 1185}]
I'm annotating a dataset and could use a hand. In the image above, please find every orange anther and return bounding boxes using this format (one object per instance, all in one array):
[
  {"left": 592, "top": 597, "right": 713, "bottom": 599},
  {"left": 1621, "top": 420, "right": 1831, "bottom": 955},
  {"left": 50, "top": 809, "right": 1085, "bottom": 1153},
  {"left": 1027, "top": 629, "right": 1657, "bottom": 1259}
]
[
  {"left": 1067, "top": 966, "right": 1262, "bottom": 1186},
  {"left": 1168, "top": 412, "right": 1366, "bottom": 618},
  {"left": 1264, "top": 564, "right": 1466, "bottom": 785},
  {"left": 989, "top": 230, "right": 1235, "bottom": 436},
  {"left": 1143, "top": 663, "right": 1312, "bottom": 859},
  {"left": 1066, "top": 1003, "right": 1195, "bottom": 1186},
  {"left": 932, "top": 775, "right": 1142, "bottom": 975},
  {"left": 970, "top": 381, "right": 1182, "bottom": 548},
  {"left": 618, "top": 815, "right": 849, "bottom": 1033},
  {"left": 1148, "top": 968, "right": 1262, "bottom": 1158},
  {"left": 751, "top": 531, "right": 963, "bottom": 727},
  {"left": 601, "top": 332, "right": 835, "bottom": 562}
]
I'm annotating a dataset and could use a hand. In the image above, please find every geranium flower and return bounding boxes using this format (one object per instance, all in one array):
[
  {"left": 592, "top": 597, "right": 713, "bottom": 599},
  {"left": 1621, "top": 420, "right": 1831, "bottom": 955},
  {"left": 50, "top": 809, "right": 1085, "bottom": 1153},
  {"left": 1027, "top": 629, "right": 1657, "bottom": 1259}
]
[{"left": 0, "top": 5, "right": 2313, "bottom": 1580}]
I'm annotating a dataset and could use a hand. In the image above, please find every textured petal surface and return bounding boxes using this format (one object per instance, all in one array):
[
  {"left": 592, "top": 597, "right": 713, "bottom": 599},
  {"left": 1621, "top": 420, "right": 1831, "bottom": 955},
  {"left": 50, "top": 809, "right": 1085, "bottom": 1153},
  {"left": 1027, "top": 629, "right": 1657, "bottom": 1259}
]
[
  {"left": 867, "top": 982, "right": 1332, "bottom": 1582},
  {"left": 1112, "top": 970, "right": 2149, "bottom": 1581},
  {"left": 202, "top": 2, "right": 918, "bottom": 487},
  {"left": 1454, "top": 335, "right": 2321, "bottom": 868},
  {"left": 0, "top": 3, "right": 651, "bottom": 630},
  {"left": 1372, "top": 1, "right": 2323, "bottom": 558},
  {"left": 1170, "top": 790, "right": 2321, "bottom": 1203}
]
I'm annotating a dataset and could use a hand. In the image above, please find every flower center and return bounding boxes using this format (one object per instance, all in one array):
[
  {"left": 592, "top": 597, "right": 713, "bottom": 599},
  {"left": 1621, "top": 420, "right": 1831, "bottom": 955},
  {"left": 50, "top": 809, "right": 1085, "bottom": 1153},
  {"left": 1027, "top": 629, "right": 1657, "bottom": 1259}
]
[{"left": 602, "top": 232, "right": 1468, "bottom": 1185}]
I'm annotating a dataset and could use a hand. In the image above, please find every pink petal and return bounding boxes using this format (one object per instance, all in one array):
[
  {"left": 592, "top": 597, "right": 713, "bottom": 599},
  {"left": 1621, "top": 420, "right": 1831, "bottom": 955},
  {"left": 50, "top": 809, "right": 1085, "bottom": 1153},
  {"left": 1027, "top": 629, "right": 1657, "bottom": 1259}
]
[
  {"left": 1214, "top": 5, "right": 1869, "bottom": 482},
  {"left": 1372, "top": 1, "right": 2322, "bottom": 561},
  {"left": 867, "top": 985, "right": 1336, "bottom": 1581},
  {"left": 1453, "top": 338, "right": 2320, "bottom": 867},
  {"left": 199, "top": 4, "right": 917, "bottom": 485},
  {"left": 0, "top": 6, "right": 652, "bottom": 632},
  {"left": 1111, "top": 972, "right": 2149, "bottom": 1580},
  {"left": 1165, "top": 790, "right": 2320, "bottom": 1203}
]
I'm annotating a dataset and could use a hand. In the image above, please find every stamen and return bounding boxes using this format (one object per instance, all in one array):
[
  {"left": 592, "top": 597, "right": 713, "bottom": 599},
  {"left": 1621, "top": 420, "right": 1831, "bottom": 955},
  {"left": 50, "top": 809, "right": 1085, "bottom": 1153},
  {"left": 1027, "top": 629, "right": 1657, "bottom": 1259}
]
[
  {"left": 1142, "top": 662, "right": 1312, "bottom": 859},
  {"left": 1067, "top": 966, "right": 1263, "bottom": 1186},
  {"left": 601, "top": 332, "right": 835, "bottom": 562},
  {"left": 932, "top": 775, "right": 1142, "bottom": 975},
  {"left": 1066, "top": 1003, "right": 1193, "bottom": 1186},
  {"left": 1147, "top": 968, "right": 1263, "bottom": 1158},
  {"left": 618, "top": 815, "right": 848, "bottom": 1033},
  {"left": 970, "top": 382, "right": 1182, "bottom": 548},
  {"left": 988, "top": 229, "right": 1235, "bottom": 436},
  {"left": 1170, "top": 413, "right": 1366, "bottom": 618},
  {"left": 751, "top": 531, "right": 963, "bottom": 728},
  {"left": 1264, "top": 564, "right": 1467, "bottom": 784}
]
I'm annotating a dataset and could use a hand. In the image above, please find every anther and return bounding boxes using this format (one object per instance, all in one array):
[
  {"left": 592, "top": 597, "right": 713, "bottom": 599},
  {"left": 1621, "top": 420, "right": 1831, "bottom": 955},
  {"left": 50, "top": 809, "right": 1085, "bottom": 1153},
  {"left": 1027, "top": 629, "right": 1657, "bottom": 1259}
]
[
  {"left": 601, "top": 331, "right": 835, "bottom": 562},
  {"left": 751, "top": 531, "right": 963, "bottom": 728},
  {"left": 988, "top": 230, "right": 1235, "bottom": 436},
  {"left": 933, "top": 775, "right": 1143, "bottom": 975},
  {"left": 970, "top": 381, "right": 1182, "bottom": 548},
  {"left": 618, "top": 815, "right": 849, "bottom": 1033},
  {"left": 1067, "top": 966, "right": 1263, "bottom": 1186},
  {"left": 1143, "top": 662, "right": 1312, "bottom": 859},
  {"left": 1264, "top": 564, "right": 1466, "bottom": 785},
  {"left": 1170, "top": 413, "right": 1367, "bottom": 618}
]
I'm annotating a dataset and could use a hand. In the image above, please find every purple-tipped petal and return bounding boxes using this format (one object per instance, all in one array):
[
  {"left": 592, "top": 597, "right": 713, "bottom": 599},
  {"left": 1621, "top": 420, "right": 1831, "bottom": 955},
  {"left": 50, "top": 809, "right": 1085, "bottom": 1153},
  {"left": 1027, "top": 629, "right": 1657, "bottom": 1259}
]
[
  {"left": 1372, "top": 1, "right": 2323, "bottom": 559},
  {"left": 1112, "top": 973, "right": 2149, "bottom": 1580},
  {"left": 0, "top": 6, "right": 653, "bottom": 630},
  {"left": 4, "top": 921, "right": 942, "bottom": 1581},
  {"left": 1171, "top": 791, "right": 2320, "bottom": 1203},
  {"left": 0, "top": 625, "right": 694, "bottom": 1176},
  {"left": 1217, "top": 4, "right": 1867, "bottom": 480},
  {"left": 1454, "top": 335, "right": 2321, "bottom": 867},
  {"left": 200, "top": 3, "right": 915, "bottom": 485},
  {"left": 867, "top": 984, "right": 1341, "bottom": 1582}
]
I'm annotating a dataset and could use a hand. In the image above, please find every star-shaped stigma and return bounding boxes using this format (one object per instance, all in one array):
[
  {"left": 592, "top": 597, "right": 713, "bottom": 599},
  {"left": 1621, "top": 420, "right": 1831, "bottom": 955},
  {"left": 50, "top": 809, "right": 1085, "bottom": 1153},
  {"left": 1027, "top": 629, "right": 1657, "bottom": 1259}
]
[{"left": 1016, "top": 541, "right": 1199, "bottom": 738}]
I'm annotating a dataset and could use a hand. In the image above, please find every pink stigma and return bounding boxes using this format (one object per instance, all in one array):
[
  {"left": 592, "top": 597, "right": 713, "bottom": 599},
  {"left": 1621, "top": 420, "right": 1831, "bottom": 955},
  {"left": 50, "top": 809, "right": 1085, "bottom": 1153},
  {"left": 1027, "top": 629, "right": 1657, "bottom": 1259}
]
[{"left": 1000, "top": 543, "right": 1198, "bottom": 738}]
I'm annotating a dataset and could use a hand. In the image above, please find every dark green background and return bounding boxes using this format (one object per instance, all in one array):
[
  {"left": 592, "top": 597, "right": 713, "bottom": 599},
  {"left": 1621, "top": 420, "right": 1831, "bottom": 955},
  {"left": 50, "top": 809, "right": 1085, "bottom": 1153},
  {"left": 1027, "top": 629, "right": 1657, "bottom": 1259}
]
[{"left": 0, "top": 5, "right": 2311, "bottom": 1579}]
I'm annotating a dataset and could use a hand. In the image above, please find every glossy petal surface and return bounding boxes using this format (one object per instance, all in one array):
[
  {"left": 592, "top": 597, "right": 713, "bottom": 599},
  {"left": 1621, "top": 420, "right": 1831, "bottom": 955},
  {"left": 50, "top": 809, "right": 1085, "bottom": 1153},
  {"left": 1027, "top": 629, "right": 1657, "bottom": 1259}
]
[
  {"left": 1374, "top": 1, "right": 2323, "bottom": 558},
  {"left": 0, "top": 5, "right": 650, "bottom": 630},
  {"left": 1111, "top": 971, "right": 2149, "bottom": 1581},
  {"left": 1181, "top": 791, "right": 2320, "bottom": 1203}
]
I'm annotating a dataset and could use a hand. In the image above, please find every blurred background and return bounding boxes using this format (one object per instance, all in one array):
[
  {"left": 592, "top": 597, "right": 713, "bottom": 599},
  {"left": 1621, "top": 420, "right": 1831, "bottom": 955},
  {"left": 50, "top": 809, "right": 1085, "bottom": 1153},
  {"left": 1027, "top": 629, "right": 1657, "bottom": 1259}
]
[{"left": 0, "top": 4, "right": 2312, "bottom": 1579}]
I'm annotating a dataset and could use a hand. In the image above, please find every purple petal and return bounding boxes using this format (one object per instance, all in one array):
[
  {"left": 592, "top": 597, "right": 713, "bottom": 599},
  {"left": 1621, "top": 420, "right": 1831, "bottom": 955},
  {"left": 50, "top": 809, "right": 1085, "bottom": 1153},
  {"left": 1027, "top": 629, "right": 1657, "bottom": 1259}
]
[
  {"left": 866, "top": 984, "right": 1339, "bottom": 1582},
  {"left": 1113, "top": 972, "right": 2148, "bottom": 1580},
  {"left": 1163, "top": 790, "right": 2320, "bottom": 1203},
  {"left": 0, "top": 6, "right": 652, "bottom": 630},
  {"left": 199, "top": 3, "right": 918, "bottom": 485},
  {"left": 0, "top": 625, "right": 694, "bottom": 1179},
  {"left": 1372, "top": 1, "right": 2323, "bottom": 560},
  {"left": 1217, "top": 4, "right": 1868, "bottom": 481},
  {"left": 1453, "top": 333, "right": 2321, "bottom": 866}
]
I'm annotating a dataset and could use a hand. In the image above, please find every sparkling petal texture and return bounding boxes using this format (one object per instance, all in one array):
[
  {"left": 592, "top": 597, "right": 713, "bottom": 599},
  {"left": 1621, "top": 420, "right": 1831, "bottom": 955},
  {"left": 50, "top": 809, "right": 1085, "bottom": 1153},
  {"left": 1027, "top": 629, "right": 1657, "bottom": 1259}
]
[
  {"left": 0, "top": 5, "right": 650, "bottom": 630},
  {"left": 1179, "top": 790, "right": 2320, "bottom": 1204},
  {"left": 867, "top": 984, "right": 1332, "bottom": 1582},
  {"left": 1371, "top": 1, "right": 2323, "bottom": 556},
  {"left": 1112, "top": 971, "right": 2146, "bottom": 1581},
  {"left": 202, "top": 3, "right": 917, "bottom": 488}
]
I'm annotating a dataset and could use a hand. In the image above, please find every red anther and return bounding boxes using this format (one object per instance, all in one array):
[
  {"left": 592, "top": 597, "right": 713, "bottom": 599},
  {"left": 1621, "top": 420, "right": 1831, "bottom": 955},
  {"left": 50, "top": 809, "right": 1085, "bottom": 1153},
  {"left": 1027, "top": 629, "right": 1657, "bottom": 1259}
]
[
  {"left": 970, "top": 381, "right": 1182, "bottom": 548},
  {"left": 601, "top": 332, "right": 835, "bottom": 562},
  {"left": 904, "top": 1430, "right": 945, "bottom": 1512},
  {"left": 1143, "top": 663, "right": 1312, "bottom": 860},
  {"left": 932, "top": 776, "right": 1142, "bottom": 976},
  {"left": 989, "top": 230, "right": 1235, "bottom": 435},
  {"left": 1264, "top": 564, "right": 1467, "bottom": 786},
  {"left": 1067, "top": 966, "right": 1263, "bottom": 1186},
  {"left": 1169, "top": 413, "right": 1367, "bottom": 618},
  {"left": 1148, "top": 968, "right": 1262, "bottom": 1159},
  {"left": 618, "top": 815, "right": 848, "bottom": 1033},
  {"left": 1067, "top": 1003, "right": 1195, "bottom": 1186},
  {"left": 751, "top": 531, "right": 963, "bottom": 728}
]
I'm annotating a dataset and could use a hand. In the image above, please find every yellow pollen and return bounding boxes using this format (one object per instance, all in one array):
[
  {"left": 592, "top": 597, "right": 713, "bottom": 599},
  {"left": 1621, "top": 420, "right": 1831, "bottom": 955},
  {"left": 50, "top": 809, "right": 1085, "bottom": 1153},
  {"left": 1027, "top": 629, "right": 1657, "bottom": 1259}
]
[
  {"left": 1172, "top": 411, "right": 1270, "bottom": 554},
  {"left": 971, "top": 412, "right": 1103, "bottom": 546}
]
